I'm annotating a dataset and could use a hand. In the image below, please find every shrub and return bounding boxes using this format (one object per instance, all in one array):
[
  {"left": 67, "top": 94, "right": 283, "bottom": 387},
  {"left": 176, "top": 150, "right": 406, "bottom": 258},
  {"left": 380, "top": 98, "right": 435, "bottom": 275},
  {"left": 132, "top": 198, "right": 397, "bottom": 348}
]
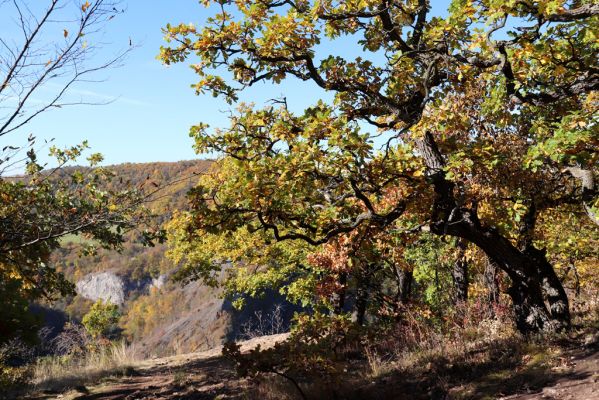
[{"left": 82, "top": 300, "right": 121, "bottom": 339}]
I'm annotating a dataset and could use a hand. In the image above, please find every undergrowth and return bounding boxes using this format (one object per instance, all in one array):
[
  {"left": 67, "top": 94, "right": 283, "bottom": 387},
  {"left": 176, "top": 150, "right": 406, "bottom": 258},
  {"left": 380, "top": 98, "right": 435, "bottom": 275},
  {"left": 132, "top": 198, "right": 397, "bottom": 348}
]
[{"left": 232, "top": 291, "right": 599, "bottom": 400}]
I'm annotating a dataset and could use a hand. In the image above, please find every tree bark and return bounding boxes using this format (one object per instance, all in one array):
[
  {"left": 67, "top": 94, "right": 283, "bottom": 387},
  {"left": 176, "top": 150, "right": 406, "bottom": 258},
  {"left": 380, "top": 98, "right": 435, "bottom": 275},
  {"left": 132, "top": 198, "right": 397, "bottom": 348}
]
[
  {"left": 564, "top": 166, "right": 598, "bottom": 226},
  {"left": 438, "top": 216, "right": 563, "bottom": 332},
  {"left": 397, "top": 268, "right": 413, "bottom": 303},
  {"left": 355, "top": 284, "right": 368, "bottom": 326},
  {"left": 527, "top": 246, "right": 571, "bottom": 328},
  {"left": 333, "top": 272, "right": 347, "bottom": 315},
  {"left": 452, "top": 238, "right": 469, "bottom": 302},
  {"left": 484, "top": 259, "right": 500, "bottom": 304},
  {"left": 354, "top": 269, "right": 371, "bottom": 326},
  {"left": 517, "top": 200, "right": 570, "bottom": 329}
]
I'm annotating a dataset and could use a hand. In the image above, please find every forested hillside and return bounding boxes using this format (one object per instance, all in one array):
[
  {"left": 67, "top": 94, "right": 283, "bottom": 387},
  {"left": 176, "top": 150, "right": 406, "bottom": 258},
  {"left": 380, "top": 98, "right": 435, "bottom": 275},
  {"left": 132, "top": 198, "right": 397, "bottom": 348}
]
[
  {"left": 54, "top": 160, "right": 209, "bottom": 279},
  {"left": 44, "top": 159, "right": 292, "bottom": 357},
  {"left": 49, "top": 160, "right": 215, "bottom": 351}
]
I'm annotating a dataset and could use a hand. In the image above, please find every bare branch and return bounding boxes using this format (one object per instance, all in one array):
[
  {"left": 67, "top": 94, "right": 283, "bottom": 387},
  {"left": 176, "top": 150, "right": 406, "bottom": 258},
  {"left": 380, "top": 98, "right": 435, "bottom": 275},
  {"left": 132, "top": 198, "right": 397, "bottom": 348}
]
[{"left": 0, "top": 0, "right": 127, "bottom": 137}]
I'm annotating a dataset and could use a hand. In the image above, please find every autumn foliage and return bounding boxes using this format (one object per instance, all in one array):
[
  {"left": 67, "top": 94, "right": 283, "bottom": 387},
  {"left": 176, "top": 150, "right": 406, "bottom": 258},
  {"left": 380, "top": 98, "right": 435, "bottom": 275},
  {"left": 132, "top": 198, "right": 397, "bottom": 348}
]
[{"left": 162, "top": 0, "right": 598, "bottom": 336}]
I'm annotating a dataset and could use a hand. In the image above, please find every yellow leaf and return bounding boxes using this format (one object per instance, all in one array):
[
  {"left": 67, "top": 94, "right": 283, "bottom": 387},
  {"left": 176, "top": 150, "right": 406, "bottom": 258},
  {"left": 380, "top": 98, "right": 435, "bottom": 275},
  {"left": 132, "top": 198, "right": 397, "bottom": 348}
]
[{"left": 82, "top": 1, "right": 90, "bottom": 12}]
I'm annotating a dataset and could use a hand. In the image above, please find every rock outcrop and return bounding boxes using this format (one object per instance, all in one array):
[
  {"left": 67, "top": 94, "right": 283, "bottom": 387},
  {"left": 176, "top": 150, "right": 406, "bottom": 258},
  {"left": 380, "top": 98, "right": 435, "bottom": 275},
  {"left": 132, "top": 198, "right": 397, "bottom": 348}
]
[
  {"left": 76, "top": 272, "right": 127, "bottom": 306},
  {"left": 151, "top": 275, "right": 167, "bottom": 290}
]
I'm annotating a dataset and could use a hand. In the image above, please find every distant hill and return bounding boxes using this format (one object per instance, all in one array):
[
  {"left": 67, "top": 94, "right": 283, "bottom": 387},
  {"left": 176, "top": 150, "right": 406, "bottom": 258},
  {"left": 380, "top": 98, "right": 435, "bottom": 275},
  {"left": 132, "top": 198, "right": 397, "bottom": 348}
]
[
  {"left": 45, "top": 159, "right": 293, "bottom": 356},
  {"left": 53, "top": 159, "right": 212, "bottom": 285}
]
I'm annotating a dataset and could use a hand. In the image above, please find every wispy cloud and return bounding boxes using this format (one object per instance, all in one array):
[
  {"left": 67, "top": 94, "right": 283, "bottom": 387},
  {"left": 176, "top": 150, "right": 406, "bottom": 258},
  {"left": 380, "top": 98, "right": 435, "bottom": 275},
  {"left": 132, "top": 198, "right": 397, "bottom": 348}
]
[{"left": 44, "top": 82, "right": 152, "bottom": 107}]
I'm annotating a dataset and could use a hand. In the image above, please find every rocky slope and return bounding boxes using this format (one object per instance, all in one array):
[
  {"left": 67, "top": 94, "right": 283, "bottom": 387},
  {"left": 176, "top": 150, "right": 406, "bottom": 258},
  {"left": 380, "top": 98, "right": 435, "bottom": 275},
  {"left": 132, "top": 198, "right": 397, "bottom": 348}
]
[{"left": 68, "top": 265, "right": 296, "bottom": 358}]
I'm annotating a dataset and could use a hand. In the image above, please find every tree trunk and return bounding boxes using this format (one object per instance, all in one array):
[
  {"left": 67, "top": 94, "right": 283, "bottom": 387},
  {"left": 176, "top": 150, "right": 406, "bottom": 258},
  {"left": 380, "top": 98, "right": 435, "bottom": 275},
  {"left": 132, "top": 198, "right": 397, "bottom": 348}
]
[
  {"left": 452, "top": 238, "right": 469, "bottom": 302},
  {"left": 417, "top": 132, "right": 570, "bottom": 333},
  {"left": 355, "top": 284, "right": 368, "bottom": 326},
  {"left": 333, "top": 272, "right": 347, "bottom": 315},
  {"left": 484, "top": 259, "right": 500, "bottom": 304},
  {"left": 354, "top": 269, "right": 371, "bottom": 326},
  {"left": 441, "top": 218, "right": 563, "bottom": 333},
  {"left": 397, "top": 268, "right": 413, "bottom": 303},
  {"left": 517, "top": 200, "right": 570, "bottom": 329},
  {"left": 506, "top": 274, "right": 553, "bottom": 333},
  {"left": 527, "top": 246, "right": 571, "bottom": 329}
]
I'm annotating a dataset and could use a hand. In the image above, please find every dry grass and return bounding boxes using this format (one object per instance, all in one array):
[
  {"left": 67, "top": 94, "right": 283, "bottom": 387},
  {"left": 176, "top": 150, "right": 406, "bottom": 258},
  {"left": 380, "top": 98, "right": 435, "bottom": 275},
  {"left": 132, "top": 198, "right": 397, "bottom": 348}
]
[
  {"left": 365, "top": 347, "right": 395, "bottom": 378},
  {"left": 31, "top": 341, "right": 141, "bottom": 392},
  {"left": 364, "top": 301, "right": 519, "bottom": 376}
]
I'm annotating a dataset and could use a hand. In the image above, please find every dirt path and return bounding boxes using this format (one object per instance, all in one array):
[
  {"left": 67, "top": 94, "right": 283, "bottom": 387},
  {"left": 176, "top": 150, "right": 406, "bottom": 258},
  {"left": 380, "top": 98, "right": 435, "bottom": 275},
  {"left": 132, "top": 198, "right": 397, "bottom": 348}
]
[
  {"left": 33, "top": 334, "right": 288, "bottom": 400},
  {"left": 28, "top": 333, "right": 599, "bottom": 400},
  {"left": 499, "top": 344, "right": 599, "bottom": 400},
  {"left": 67, "top": 356, "right": 240, "bottom": 400}
]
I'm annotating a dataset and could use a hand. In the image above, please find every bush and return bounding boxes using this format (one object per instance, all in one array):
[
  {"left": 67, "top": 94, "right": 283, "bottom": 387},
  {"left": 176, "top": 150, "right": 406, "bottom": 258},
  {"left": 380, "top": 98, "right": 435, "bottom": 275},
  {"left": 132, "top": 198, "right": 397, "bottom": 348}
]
[
  {"left": 82, "top": 300, "right": 121, "bottom": 339},
  {"left": 0, "top": 339, "right": 33, "bottom": 393}
]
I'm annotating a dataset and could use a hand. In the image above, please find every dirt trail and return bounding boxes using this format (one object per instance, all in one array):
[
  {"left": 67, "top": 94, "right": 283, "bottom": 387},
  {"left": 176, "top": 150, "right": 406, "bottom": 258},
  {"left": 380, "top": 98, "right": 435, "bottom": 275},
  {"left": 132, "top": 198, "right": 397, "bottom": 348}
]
[
  {"left": 28, "top": 332, "right": 599, "bottom": 400},
  {"left": 34, "top": 334, "right": 288, "bottom": 400},
  {"left": 499, "top": 344, "right": 599, "bottom": 400}
]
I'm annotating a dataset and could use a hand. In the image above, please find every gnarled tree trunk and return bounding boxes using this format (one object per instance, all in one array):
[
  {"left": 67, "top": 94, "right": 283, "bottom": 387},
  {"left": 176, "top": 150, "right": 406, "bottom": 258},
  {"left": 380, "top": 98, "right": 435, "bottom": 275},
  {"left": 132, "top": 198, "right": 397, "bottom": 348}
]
[
  {"left": 440, "top": 217, "right": 567, "bottom": 332},
  {"left": 418, "top": 132, "right": 570, "bottom": 333},
  {"left": 517, "top": 199, "right": 570, "bottom": 329},
  {"left": 527, "top": 246, "right": 570, "bottom": 328}
]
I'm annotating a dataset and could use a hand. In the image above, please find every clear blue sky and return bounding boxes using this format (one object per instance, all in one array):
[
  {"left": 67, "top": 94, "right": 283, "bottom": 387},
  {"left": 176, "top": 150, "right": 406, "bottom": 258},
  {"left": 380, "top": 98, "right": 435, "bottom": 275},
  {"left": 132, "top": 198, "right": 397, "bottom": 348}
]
[{"left": 1, "top": 1, "right": 452, "bottom": 169}]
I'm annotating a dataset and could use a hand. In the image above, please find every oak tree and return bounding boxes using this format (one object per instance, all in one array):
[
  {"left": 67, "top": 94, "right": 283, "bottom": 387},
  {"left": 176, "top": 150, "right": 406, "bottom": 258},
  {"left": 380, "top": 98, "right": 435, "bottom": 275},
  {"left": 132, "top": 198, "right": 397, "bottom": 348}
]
[{"left": 162, "top": 0, "right": 598, "bottom": 333}]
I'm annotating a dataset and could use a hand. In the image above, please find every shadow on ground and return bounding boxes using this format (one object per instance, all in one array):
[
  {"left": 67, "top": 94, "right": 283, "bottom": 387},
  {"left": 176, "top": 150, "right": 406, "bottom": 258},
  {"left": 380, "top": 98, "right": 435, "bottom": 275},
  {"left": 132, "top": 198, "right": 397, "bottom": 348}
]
[
  {"left": 22, "top": 335, "right": 599, "bottom": 400},
  {"left": 350, "top": 339, "right": 598, "bottom": 400}
]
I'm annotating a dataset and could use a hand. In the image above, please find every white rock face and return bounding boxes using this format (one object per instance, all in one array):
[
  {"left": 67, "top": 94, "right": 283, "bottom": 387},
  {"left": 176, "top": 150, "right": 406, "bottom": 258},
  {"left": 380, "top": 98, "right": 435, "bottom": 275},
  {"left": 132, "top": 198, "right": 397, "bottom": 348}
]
[
  {"left": 76, "top": 272, "right": 126, "bottom": 306},
  {"left": 151, "top": 275, "right": 167, "bottom": 290}
]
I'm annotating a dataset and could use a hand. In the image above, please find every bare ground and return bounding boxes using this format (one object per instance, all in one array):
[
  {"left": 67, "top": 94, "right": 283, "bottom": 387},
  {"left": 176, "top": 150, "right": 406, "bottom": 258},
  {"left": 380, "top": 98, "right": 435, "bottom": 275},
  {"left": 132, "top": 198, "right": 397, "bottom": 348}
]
[
  {"left": 498, "top": 343, "right": 599, "bottom": 400},
  {"left": 24, "top": 332, "right": 599, "bottom": 400},
  {"left": 26, "top": 334, "right": 289, "bottom": 400}
]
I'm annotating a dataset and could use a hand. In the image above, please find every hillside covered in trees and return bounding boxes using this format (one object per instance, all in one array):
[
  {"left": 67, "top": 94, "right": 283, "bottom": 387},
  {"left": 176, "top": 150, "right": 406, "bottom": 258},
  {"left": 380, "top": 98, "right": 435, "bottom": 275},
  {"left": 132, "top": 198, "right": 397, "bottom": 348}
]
[
  {"left": 48, "top": 160, "right": 227, "bottom": 353},
  {"left": 42, "top": 160, "right": 294, "bottom": 358}
]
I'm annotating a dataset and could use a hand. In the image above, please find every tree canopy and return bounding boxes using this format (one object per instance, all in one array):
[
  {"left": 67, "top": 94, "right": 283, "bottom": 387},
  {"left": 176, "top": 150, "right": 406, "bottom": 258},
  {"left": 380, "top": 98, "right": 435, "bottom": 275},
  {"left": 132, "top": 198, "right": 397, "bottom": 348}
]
[{"left": 162, "top": 0, "right": 598, "bottom": 333}]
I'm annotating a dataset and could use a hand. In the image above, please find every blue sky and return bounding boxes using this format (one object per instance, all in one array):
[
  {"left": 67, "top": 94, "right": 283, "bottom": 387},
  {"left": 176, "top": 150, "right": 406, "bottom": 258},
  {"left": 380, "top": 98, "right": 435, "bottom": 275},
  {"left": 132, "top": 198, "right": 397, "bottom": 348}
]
[{"left": 1, "top": 1, "right": 452, "bottom": 169}]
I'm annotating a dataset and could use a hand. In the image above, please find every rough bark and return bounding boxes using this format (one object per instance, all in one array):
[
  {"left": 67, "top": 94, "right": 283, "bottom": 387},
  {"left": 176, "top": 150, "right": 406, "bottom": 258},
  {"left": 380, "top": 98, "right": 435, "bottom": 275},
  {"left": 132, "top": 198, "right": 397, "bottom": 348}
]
[
  {"left": 397, "top": 268, "right": 413, "bottom": 304},
  {"left": 564, "top": 166, "right": 598, "bottom": 226},
  {"left": 452, "top": 238, "right": 469, "bottom": 303},
  {"left": 484, "top": 259, "right": 500, "bottom": 304},
  {"left": 439, "top": 216, "right": 561, "bottom": 332},
  {"left": 355, "top": 285, "right": 368, "bottom": 326},
  {"left": 527, "top": 247, "right": 571, "bottom": 328},
  {"left": 517, "top": 201, "right": 571, "bottom": 329},
  {"left": 506, "top": 275, "right": 553, "bottom": 333},
  {"left": 354, "top": 270, "right": 370, "bottom": 326}
]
